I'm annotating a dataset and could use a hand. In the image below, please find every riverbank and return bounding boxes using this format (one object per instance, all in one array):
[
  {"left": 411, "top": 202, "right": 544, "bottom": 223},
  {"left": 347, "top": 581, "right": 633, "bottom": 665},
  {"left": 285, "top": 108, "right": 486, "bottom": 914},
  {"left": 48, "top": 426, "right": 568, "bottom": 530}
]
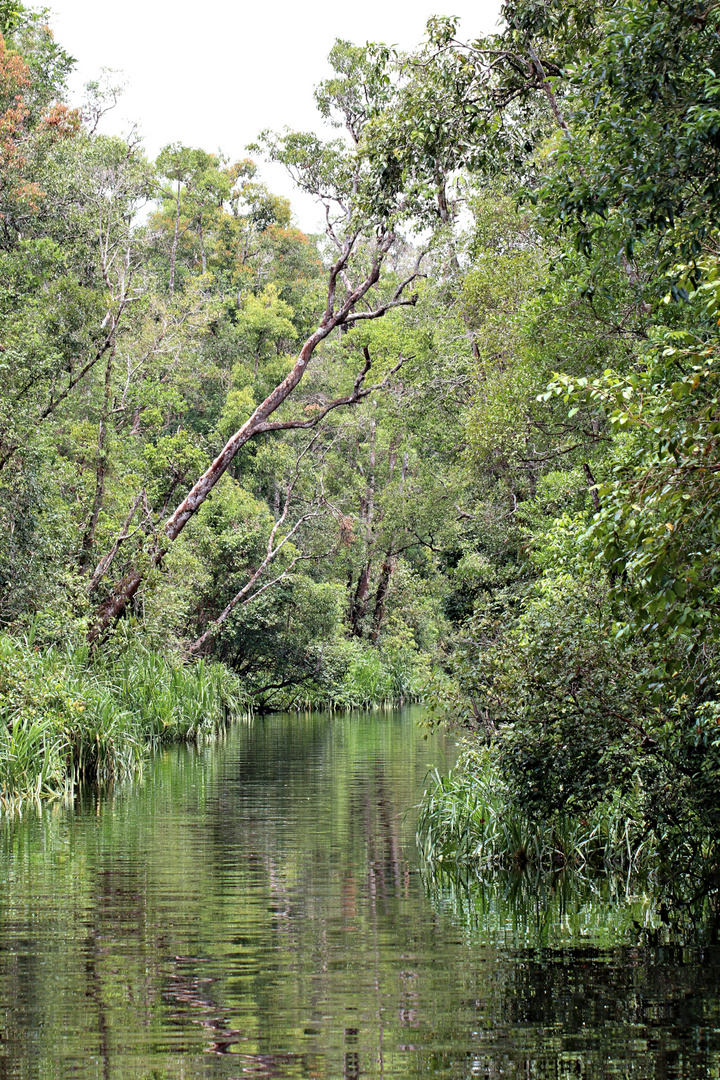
[
  {"left": 0, "top": 632, "right": 248, "bottom": 810},
  {"left": 417, "top": 744, "right": 720, "bottom": 893},
  {"left": 250, "top": 636, "right": 429, "bottom": 711},
  {"left": 0, "top": 630, "right": 430, "bottom": 810},
  {"left": 417, "top": 754, "right": 654, "bottom": 876}
]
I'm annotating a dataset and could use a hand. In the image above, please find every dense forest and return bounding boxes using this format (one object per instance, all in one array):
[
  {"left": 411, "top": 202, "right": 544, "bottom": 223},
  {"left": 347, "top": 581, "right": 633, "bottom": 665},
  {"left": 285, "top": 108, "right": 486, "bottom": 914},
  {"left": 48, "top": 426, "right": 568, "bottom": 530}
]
[{"left": 0, "top": 0, "right": 719, "bottom": 890}]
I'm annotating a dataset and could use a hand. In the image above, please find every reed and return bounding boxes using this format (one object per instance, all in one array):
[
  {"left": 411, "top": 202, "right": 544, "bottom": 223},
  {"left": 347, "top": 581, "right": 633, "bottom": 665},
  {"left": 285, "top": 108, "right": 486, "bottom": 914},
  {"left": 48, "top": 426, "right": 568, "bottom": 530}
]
[
  {"left": 417, "top": 754, "right": 654, "bottom": 876},
  {"left": 0, "top": 631, "right": 248, "bottom": 810}
]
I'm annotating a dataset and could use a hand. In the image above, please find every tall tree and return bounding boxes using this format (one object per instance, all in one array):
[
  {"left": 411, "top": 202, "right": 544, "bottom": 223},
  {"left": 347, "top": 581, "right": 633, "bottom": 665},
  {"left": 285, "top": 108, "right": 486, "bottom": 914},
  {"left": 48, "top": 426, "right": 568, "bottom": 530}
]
[{"left": 88, "top": 46, "right": 429, "bottom": 642}]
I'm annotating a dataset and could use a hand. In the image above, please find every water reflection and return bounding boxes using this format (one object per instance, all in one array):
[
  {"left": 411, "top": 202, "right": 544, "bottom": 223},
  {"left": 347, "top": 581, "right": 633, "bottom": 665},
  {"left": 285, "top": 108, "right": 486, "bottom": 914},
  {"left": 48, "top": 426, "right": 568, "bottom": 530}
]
[{"left": 0, "top": 708, "right": 716, "bottom": 1078}]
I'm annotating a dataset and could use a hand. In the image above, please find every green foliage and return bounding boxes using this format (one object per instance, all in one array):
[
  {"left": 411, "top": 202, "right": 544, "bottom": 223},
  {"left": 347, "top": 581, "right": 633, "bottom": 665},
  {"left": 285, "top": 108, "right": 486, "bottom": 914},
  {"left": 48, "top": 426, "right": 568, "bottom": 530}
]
[
  {"left": 417, "top": 754, "right": 655, "bottom": 875},
  {"left": 533, "top": 0, "right": 720, "bottom": 265},
  {"left": 5, "top": 0, "right": 720, "bottom": 881},
  {"left": 262, "top": 633, "right": 429, "bottom": 712},
  {"left": 0, "top": 1, "right": 23, "bottom": 36},
  {"left": 0, "top": 630, "right": 247, "bottom": 811},
  {"left": 547, "top": 286, "right": 720, "bottom": 663},
  {"left": 396, "top": 0, "right": 720, "bottom": 891}
]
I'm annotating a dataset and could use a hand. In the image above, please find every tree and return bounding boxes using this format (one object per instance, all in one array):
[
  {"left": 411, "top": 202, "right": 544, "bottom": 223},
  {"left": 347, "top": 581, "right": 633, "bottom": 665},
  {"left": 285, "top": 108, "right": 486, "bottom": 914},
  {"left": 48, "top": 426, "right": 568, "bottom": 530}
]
[
  {"left": 155, "top": 144, "right": 232, "bottom": 293},
  {"left": 88, "top": 44, "right": 429, "bottom": 643},
  {"left": 409, "top": 0, "right": 720, "bottom": 873}
]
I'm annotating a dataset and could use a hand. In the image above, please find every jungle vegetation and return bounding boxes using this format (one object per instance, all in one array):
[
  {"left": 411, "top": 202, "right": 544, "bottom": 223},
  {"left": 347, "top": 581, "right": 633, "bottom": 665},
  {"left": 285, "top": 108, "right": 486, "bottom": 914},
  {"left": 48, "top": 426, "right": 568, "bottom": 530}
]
[{"left": 0, "top": 0, "right": 719, "bottom": 889}]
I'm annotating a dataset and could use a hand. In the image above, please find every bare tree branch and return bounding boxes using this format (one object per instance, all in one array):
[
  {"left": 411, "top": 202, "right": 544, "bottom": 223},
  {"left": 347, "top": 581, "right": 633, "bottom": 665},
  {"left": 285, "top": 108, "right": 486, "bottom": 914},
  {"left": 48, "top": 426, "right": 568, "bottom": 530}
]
[
  {"left": 87, "top": 490, "right": 144, "bottom": 593},
  {"left": 90, "top": 229, "right": 423, "bottom": 642}
]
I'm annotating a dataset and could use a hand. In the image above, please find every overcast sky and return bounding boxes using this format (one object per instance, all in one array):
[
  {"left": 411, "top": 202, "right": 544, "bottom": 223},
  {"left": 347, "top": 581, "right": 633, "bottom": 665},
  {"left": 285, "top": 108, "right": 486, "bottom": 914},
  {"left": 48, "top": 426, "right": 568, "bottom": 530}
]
[{"left": 49, "top": 0, "right": 504, "bottom": 231}]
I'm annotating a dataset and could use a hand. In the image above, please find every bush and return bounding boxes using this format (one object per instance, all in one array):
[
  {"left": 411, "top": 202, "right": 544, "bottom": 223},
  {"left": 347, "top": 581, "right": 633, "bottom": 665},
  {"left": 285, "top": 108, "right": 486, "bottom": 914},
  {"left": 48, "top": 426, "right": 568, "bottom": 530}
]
[{"left": 417, "top": 747, "right": 656, "bottom": 876}]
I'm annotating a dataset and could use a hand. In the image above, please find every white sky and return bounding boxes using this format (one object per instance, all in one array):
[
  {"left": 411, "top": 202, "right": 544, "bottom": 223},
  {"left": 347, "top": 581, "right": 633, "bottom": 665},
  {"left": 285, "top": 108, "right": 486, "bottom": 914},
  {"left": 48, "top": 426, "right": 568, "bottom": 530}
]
[{"left": 49, "top": 0, "right": 504, "bottom": 231}]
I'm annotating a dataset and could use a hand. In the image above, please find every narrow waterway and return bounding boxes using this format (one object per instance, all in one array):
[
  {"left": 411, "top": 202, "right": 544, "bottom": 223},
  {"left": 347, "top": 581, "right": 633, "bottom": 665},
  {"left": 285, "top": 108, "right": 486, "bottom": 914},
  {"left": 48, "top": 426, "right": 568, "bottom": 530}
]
[{"left": 0, "top": 707, "right": 718, "bottom": 1078}]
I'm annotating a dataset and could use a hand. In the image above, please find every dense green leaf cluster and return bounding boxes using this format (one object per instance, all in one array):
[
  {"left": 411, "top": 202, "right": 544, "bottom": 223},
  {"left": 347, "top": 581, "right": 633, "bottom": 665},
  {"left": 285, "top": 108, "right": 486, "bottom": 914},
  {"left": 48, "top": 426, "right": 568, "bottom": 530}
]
[{"left": 407, "top": 0, "right": 720, "bottom": 888}]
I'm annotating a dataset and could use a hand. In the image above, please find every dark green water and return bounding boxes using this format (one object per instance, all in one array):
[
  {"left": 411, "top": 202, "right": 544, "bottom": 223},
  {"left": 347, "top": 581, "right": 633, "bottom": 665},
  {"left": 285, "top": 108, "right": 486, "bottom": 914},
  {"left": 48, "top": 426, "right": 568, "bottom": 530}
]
[{"left": 0, "top": 708, "right": 718, "bottom": 1079}]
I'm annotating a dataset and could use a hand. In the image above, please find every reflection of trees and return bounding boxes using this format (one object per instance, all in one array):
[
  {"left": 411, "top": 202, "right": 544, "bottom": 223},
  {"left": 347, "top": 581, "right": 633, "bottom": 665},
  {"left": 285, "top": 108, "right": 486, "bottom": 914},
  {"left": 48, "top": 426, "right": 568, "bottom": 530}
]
[
  {"left": 0, "top": 749, "right": 228, "bottom": 1072},
  {"left": 196, "top": 710, "right": 435, "bottom": 1076},
  {"left": 421, "top": 871, "right": 720, "bottom": 1079},
  {"left": 366, "top": 761, "right": 411, "bottom": 904},
  {"left": 343, "top": 1026, "right": 360, "bottom": 1080},
  {"left": 201, "top": 712, "right": 720, "bottom": 1078},
  {"left": 0, "top": 713, "right": 717, "bottom": 1078},
  {"left": 164, "top": 954, "right": 244, "bottom": 1054},
  {"left": 498, "top": 944, "right": 720, "bottom": 1078}
]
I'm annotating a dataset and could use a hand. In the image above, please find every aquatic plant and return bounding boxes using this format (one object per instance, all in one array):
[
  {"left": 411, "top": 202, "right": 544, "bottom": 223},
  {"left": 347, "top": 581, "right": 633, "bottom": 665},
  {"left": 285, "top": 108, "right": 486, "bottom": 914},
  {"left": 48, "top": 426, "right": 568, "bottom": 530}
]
[
  {"left": 0, "top": 632, "right": 248, "bottom": 810},
  {"left": 416, "top": 749, "right": 655, "bottom": 876}
]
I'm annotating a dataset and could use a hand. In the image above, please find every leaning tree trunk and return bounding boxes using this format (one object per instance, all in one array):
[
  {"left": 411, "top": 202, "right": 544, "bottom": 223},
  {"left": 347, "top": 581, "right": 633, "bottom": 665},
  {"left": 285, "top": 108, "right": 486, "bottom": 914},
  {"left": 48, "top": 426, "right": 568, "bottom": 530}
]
[{"left": 88, "top": 232, "right": 417, "bottom": 644}]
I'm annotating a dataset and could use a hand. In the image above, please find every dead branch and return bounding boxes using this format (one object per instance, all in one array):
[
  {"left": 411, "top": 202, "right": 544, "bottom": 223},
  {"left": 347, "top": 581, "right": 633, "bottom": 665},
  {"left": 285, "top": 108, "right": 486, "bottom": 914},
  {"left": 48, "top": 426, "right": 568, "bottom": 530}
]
[
  {"left": 259, "top": 350, "right": 409, "bottom": 435},
  {"left": 87, "top": 490, "right": 144, "bottom": 593}
]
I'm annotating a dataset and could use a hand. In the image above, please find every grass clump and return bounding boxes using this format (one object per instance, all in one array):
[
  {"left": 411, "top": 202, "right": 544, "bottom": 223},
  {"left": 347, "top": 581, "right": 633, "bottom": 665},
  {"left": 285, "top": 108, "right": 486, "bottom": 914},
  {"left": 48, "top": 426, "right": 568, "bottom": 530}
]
[
  {"left": 417, "top": 748, "right": 656, "bottom": 877},
  {"left": 0, "top": 630, "right": 248, "bottom": 811}
]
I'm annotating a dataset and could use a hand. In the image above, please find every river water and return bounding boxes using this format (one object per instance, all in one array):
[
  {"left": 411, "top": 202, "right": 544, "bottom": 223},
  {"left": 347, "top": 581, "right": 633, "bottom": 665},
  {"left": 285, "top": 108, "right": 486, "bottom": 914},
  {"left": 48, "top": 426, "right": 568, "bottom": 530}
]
[{"left": 0, "top": 707, "right": 718, "bottom": 1078}]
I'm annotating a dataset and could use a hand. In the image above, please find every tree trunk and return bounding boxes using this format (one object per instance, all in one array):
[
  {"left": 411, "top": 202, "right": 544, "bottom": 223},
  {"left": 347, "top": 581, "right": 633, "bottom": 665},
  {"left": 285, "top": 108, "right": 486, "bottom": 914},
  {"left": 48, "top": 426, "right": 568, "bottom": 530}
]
[
  {"left": 370, "top": 552, "right": 396, "bottom": 644},
  {"left": 88, "top": 234, "right": 406, "bottom": 644},
  {"left": 348, "top": 418, "right": 378, "bottom": 638},
  {"left": 87, "top": 491, "right": 144, "bottom": 594},
  {"left": 91, "top": 568, "right": 143, "bottom": 636},
  {"left": 350, "top": 561, "right": 372, "bottom": 638}
]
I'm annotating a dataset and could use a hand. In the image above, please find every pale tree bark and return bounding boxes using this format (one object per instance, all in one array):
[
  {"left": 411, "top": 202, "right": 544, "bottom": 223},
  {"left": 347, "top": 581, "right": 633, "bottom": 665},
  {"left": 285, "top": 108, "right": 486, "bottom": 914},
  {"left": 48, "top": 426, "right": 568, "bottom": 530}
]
[
  {"left": 189, "top": 560, "right": 302, "bottom": 657},
  {"left": 88, "top": 239, "right": 422, "bottom": 643},
  {"left": 525, "top": 43, "right": 571, "bottom": 137},
  {"left": 526, "top": 41, "right": 587, "bottom": 180},
  {"left": 87, "top": 491, "right": 145, "bottom": 594}
]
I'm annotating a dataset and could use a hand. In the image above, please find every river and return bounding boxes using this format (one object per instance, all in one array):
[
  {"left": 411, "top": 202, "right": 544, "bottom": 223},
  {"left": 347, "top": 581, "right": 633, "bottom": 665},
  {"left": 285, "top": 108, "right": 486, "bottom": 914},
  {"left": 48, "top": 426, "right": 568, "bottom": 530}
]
[{"left": 0, "top": 707, "right": 717, "bottom": 1078}]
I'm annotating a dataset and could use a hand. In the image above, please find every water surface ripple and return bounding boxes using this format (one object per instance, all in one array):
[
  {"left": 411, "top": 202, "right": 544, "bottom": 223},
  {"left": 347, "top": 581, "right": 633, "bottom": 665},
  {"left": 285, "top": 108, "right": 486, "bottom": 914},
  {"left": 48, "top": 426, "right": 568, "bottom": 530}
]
[{"left": 0, "top": 708, "right": 717, "bottom": 1078}]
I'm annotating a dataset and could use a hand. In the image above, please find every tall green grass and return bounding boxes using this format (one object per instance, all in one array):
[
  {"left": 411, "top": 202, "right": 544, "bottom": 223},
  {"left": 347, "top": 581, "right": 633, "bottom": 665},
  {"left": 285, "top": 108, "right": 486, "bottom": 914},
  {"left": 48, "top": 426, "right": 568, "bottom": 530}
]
[
  {"left": 0, "top": 631, "right": 248, "bottom": 812},
  {"left": 417, "top": 752, "right": 656, "bottom": 876}
]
